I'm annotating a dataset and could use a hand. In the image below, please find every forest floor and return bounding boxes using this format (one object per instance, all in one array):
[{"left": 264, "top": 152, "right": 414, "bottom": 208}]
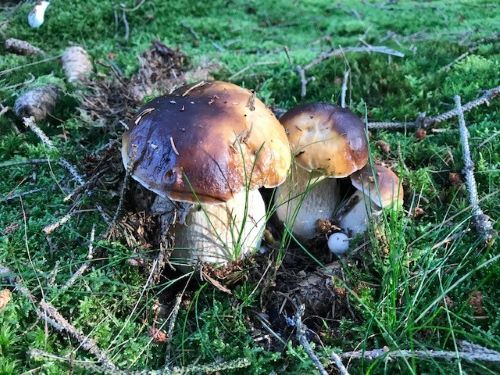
[{"left": 0, "top": 1, "right": 499, "bottom": 374}]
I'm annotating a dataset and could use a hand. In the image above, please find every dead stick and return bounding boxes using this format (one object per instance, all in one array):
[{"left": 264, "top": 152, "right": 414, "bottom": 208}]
[
  {"left": 22, "top": 117, "right": 111, "bottom": 225},
  {"left": 164, "top": 293, "right": 183, "bottom": 366},
  {"left": 59, "top": 225, "right": 96, "bottom": 292},
  {"left": 341, "top": 341, "right": 500, "bottom": 363},
  {"left": 340, "top": 69, "right": 350, "bottom": 108},
  {"left": 454, "top": 95, "right": 496, "bottom": 243},
  {"left": 0, "top": 263, "right": 117, "bottom": 371},
  {"left": 294, "top": 304, "right": 334, "bottom": 375},
  {"left": 368, "top": 85, "right": 500, "bottom": 129}
]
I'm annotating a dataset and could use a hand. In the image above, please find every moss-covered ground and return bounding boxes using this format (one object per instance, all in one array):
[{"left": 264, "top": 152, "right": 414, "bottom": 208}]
[{"left": 0, "top": 1, "right": 499, "bottom": 374}]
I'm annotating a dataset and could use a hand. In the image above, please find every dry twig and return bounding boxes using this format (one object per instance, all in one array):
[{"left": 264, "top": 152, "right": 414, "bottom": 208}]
[
  {"left": 368, "top": 85, "right": 500, "bottom": 129},
  {"left": 340, "top": 69, "right": 350, "bottom": 108},
  {"left": 341, "top": 341, "right": 500, "bottom": 363},
  {"left": 59, "top": 226, "right": 96, "bottom": 292},
  {"left": 0, "top": 263, "right": 117, "bottom": 371},
  {"left": 294, "top": 304, "right": 348, "bottom": 375},
  {"left": 297, "top": 44, "right": 403, "bottom": 97},
  {"left": 454, "top": 95, "right": 496, "bottom": 243}
]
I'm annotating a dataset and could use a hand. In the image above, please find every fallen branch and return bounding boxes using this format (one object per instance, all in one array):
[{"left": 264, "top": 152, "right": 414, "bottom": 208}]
[
  {"left": 59, "top": 225, "right": 96, "bottom": 292},
  {"left": 30, "top": 348, "right": 251, "bottom": 375},
  {"left": 340, "top": 69, "right": 350, "bottom": 108},
  {"left": 340, "top": 341, "right": 500, "bottom": 363},
  {"left": 164, "top": 293, "right": 183, "bottom": 366},
  {"left": 22, "top": 117, "right": 111, "bottom": 226},
  {"left": 0, "top": 263, "right": 117, "bottom": 371},
  {"left": 294, "top": 304, "right": 348, "bottom": 375},
  {"left": 297, "top": 44, "right": 404, "bottom": 98},
  {"left": 454, "top": 95, "right": 496, "bottom": 243},
  {"left": 368, "top": 85, "right": 500, "bottom": 129}
]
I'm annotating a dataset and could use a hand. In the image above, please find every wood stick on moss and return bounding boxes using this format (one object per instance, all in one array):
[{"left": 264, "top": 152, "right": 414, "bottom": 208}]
[
  {"left": 59, "top": 225, "right": 96, "bottom": 292},
  {"left": 454, "top": 95, "right": 496, "bottom": 243},
  {"left": 30, "top": 348, "right": 251, "bottom": 375},
  {"left": 22, "top": 117, "right": 111, "bottom": 225},
  {"left": 368, "top": 85, "right": 500, "bottom": 130},
  {"left": 340, "top": 341, "right": 500, "bottom": 363},
  {"left": 0, "top": 263, "right": 117, "bottom": 371},
  {"left": 297, "top": 44, "right": 403, "bottom": 98},
  {"left": 294, "top": 304, "right": 348, "bottom": 375}
]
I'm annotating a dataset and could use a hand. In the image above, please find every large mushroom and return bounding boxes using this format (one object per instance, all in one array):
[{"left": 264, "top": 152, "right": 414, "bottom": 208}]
[
  {"left": 337, "top": 164, "right": 403, "bottom": 235},
  {"left": 274, "top": 103, "right": 368, "bottom": 239},
  {"left": 122, "top": 81, "right": 291, "bottom": 268}
]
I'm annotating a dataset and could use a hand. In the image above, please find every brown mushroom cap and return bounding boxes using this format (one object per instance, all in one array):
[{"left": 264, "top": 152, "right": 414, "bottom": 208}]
[
  {"left": 281, "top": 103, "right": 368, "bottom": 177},
  {"left": 122, "top": 81, "right": 291, "bottom": 204},
  {"left": 350, "top": 164, "right": 403, "bottom": 207}
]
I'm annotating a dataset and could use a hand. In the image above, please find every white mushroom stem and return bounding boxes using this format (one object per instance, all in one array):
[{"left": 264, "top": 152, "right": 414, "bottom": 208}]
[
  {"left": 274, "top": 165, "right": 339, "bottom": 239},
  {"left": 337, "top": 190, "right": 381, "bottom": 236},
  {"left": 152, "top": 189, "right": 266, "bottom": 269}
]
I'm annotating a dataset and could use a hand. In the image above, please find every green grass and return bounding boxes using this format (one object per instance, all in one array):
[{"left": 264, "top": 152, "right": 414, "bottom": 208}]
[{"left": 1, "top": 0, "right": 499, "bottom": 374}]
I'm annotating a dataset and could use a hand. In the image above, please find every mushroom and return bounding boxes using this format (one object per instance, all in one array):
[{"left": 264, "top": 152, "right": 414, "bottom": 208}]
[
  {"left": 274, "top": 103, "right": 368, "bottom": 239},
  {"left": 337, "top": 164, "right": 403, "bottom": 235},
  {"left": 327, "top": 232, "right": 350, "bottom": 255},
  {"left": 122, "top": 81, "right": 291, "bottom": 269}
]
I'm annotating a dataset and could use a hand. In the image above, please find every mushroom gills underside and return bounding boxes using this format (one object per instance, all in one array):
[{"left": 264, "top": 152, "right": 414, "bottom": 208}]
[
  {"left": 152, "top": 189, "right": 266, "bottom": 269},
  {"left": 275, "top": 166, "right": 339, "bottom": 240}
]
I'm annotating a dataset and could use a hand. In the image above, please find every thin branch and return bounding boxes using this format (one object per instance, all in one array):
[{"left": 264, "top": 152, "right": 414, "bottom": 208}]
[
  {"left": 454, "top": 95, "right": 496, "bottom": 243},
  {"left": 0, "top": 263, "right": 117, "bottom": 371},
  {"left": 368, "top": 85, "right": 500, "bottom": 129},
  {"left": 340, "top": 341, "right": 500, "bottom": 363},
  {"left": 295, "top": 304, "right": 344, "bottom": 375},
  {"left": 2, "top": 188, "right": 43, "bottom": 203},
  {"left": 164, "top": 292, "right": 183, "bottom": 366},
  {"left": 0, "top": 158, "right": 49, "bottom": 167},
  {"left": 59, "top": 225, "right": 96, "bottom": 292},
  {"left": 22, "top": 116, "right": 111, "bottom": 226},
  {"left": 297, "top": 44, "right": 403, "bottom": 98},
  {"left": 340, "top": 69, "right": 350, "bottom": 108}
]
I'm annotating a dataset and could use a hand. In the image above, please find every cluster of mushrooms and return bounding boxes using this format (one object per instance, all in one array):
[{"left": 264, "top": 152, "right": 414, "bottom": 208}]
[{"left": 121, "top": 81, "right": 403, "bottom": 271}]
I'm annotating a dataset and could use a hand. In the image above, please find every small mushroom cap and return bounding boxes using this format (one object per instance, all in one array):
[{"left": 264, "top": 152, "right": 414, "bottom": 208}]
[
  {"left": 328, "top": 232, "right": 350, "bottom": 255},
  {"left": 280, "top": 103, "right": 368, "bottom": 177},
  {"left": 122, "top": 81, "right": 291, "bottom": 204},
  {"left": 350, "top": 164, "right": 403, "bottom": 208}
]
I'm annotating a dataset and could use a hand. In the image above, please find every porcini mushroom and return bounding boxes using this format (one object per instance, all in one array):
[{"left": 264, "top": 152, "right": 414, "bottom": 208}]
[
  {"left": 337, "top": 164, "right": 403, "bottom": 235},
  {"left": 122, "top": 81, "right": 290, "bottom": 268},
  {"left": 274, "top": 103, "right": 368, "bottom": 239}
]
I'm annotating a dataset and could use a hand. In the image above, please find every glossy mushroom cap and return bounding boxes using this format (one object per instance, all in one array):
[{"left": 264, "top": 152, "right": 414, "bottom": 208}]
[
  {"left": 122, "top": 81, "right": 291, "bottom": 204},
  {"left": 350, "top": 164, "right": 403, "bottom": 208},
  {"left": 280, "top": 103, "right": 368, "bottom": 177}
]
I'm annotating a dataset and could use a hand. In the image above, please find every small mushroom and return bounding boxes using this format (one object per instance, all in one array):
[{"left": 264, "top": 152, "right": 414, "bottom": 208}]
[
  {"left": 274, "top": 103, "right": 368, "bottom": 239},
  {"left": 337, "top": 164, "right": 403, "bottom": 235},
  {"left": 327, "top": 232, "right": 350, "bottom": 255},
  {"left": 122, "top": 81, "right": 290, "bottom": 269}
]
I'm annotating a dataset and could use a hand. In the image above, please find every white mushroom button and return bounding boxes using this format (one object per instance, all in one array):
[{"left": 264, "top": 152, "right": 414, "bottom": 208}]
[{"left": 328, "top": 232, "right": 350, "bottom": 255}]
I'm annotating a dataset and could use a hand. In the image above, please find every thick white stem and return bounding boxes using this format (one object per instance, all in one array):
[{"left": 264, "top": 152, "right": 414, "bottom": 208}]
[
  {"left": 274, "top": 166, "right": 339, "bottom": 239},
  {"left": 153, "top": 189, "right": 266, "bottom": 269},
  {"left": 337, "top": 190, "right": 381, "bottom": 236}
]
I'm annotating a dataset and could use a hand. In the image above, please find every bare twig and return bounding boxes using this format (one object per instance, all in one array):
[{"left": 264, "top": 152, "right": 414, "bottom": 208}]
[
  {"left": 0, "top": 263, "right": 117, "bottom": 371},
  {"left": 454, "top": 95, "right": 496, "bottom": 243},
  {"left": 295, "top": 304, "right": 343, "bottom": 375},
  {"left": 22, "top": 117, "right": 111, "bottom": 226},
  {"left": 0, "top": 158, "right": 49, "bottom": 167},
  {"left": 164, "top": 293, "right": 183, "bottom": 365},
  {"left": 297, "top": 45, "right": 403, "bottom": 97},
  {"left": 341, "top": 341, "right": 500, "bottom": 363},
  {"left": 59, "top": 226, "right": 96, "bottom": 292},
  {"left": 2, "top": 188, "right": 43, "bottom": 203},
  {"left": 368, "top": 85, "right": 500, "bottom": 129},
  {"left": 340, "top": 69, "right": 350, "bottom": 108}
]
